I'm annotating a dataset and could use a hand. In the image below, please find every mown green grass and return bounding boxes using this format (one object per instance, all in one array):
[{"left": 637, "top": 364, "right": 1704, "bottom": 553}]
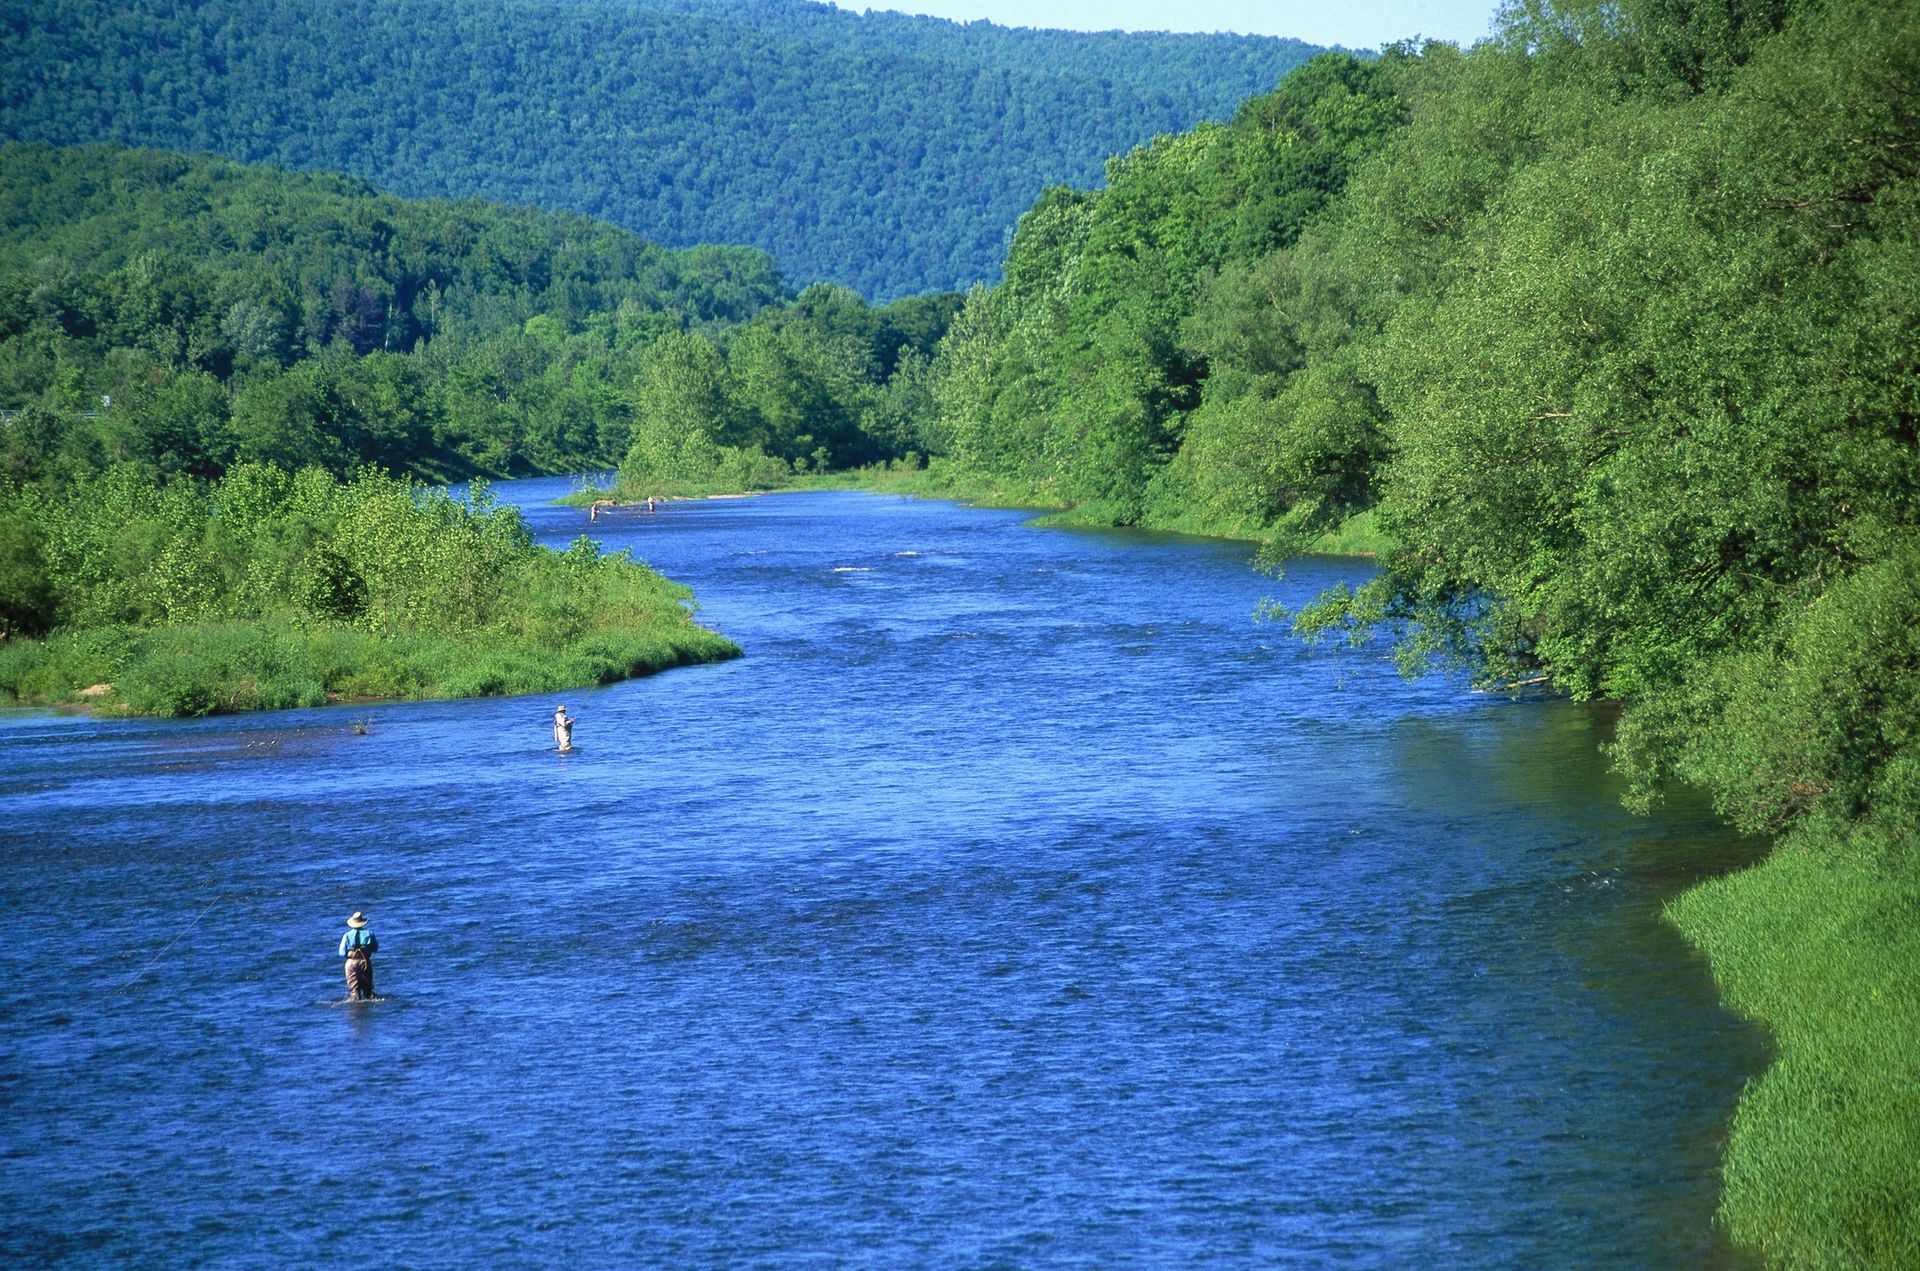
[{"left": 1669, "top": 851, "right": 1920, "bottom": 1267}]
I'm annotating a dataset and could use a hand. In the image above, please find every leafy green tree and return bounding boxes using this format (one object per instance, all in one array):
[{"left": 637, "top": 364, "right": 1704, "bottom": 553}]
[
  {"left": 620, "top": 331, "right": 737, "bottom": 487},
  {"left": 97, "top": 368, "right": 233, "bottom": 478},
  {"left": 0, "top": 405, "right": 74, "bottom": 483},
  {"left": 229, "top": 364, "right": 362, "bottom": 473},
  {"left": 0, "top": 502, "right": 54, "bottom": 637},
  {"left": 925, "top": 284, "right": 1006, "bottom": 471},
  {"left": 917, "top": 50, "right": 1409, "bottom": 523}
]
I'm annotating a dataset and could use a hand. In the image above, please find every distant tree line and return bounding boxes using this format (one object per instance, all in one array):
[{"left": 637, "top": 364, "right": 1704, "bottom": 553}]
[{"left": 0, "top": 139, "right": 951, "bottom": 719}]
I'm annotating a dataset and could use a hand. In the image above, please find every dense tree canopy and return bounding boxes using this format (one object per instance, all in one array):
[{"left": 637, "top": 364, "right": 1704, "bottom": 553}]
[
  {"left": 0, "top": 144, "right": 955, "bottom": 484},
  {"left": 0, "top": 142, "right": 789, "bottom": 343},
  {"left": 917, "top": 51, "right": 1410, "bottom": 524},
  {"left": 0, "top": 0, "right": 1324, "bottom": 300}
]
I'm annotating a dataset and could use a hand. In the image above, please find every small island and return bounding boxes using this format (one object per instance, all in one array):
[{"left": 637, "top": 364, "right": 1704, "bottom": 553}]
[{"left": 0, "top": 465, "right": 738, "bottom": 717}]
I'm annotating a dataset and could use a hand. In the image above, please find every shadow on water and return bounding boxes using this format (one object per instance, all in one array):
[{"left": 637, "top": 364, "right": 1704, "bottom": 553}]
[
  {"left": 0, "top": 482, "right": 1768, "bottom": 1268},
  {"left": 1366, "top": 700, "right": 1768, "bottom": 1264}
]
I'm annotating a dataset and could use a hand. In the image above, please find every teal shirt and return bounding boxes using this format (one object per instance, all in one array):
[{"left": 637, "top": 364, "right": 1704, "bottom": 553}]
[{"left": 338, "top": 927, "right": 378, "bottom": 957}]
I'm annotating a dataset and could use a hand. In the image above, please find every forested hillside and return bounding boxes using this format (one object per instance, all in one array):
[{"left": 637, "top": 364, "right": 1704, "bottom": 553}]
[
  {"left": 0, "top": 143, "right": 789, "bottom": 342},
  {"left": 915, "top": 50, "right": 1409, "bottom": 528},
  {"left": 0, "top": 143, "right": 952, "bottom": 482},
  {"left": 906, "top": 4, "right": 1919, "bottom": 1263},
  {"left": 631, "top": 0, "right": 1333, "bottom": 89},
  {"left": 0, "top": 0, "right": 1323, "bottom": 299},
  {"left": 0, "top": 143, "right": 897, "bottom": 714}
]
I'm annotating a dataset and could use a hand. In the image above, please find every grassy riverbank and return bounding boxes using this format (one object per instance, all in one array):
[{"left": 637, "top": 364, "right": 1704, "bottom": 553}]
[
  {"left": 0, "top": 464, "right": 739, "bottom": 717},
  {"left": 1670, "top": 853, "right": 1920, "bottom": 1265},
  {"left": 0, "top": 606, "right": 739, "bottom": 718},
  {"left": 849, "top": 465, "right": 1395, "bottom": 555}
]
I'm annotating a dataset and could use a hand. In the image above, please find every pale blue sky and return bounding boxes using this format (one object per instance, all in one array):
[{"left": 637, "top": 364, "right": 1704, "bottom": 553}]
[{"left": 827, "top": 1, "right": 1505, "bottom": 49}]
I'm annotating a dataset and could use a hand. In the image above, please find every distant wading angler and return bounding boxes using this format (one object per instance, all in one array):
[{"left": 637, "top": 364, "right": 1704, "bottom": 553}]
[
  {"left": 553, "top": 704, "right": 575, "bottom": 751},
  {"left": 338, "top": 911, "right": 378, "bottom": 1000}
]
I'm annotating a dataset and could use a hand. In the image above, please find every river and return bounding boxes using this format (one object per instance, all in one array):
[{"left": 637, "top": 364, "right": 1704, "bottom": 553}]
[{"left": 0, "top": 478, "right": 1766, "bottom": 1267}]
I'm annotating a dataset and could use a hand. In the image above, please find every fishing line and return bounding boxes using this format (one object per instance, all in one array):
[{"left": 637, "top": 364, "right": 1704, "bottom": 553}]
[
  {"left": 109, "top": 892, "right": 231, "bottom": 996},
  {"left": 95, "top": 880, "right": 413, "bottom": 1006}
]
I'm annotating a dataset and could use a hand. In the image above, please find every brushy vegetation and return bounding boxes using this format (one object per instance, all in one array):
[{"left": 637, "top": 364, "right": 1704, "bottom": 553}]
[{"left": 0, "top": 464, "right": 738, "bottom": 715}]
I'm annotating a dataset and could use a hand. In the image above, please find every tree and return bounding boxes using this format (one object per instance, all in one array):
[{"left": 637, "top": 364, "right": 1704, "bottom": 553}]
[
  {"left": 620, "top": 331, "right": 735, "bottom": 486},
  {"left": 0, "top": 502, "right": 55, "bottom": 636}
]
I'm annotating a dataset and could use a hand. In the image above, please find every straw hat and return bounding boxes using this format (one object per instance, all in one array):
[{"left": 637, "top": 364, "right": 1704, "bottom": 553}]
[{"left": 346, "top": 912, "right": 367, "bottom": 928}]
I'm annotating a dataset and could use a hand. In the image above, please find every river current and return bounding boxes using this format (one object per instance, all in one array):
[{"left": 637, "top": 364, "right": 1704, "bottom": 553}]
[{"left": 0, "top": 479, "right": 1765, "bottom": 1267}]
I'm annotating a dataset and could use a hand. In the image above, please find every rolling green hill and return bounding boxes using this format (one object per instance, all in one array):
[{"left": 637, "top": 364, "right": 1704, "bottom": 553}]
[
  {"left": 0, "top": 0, "right": 1325, "bottom": 300},
  {"left": 0, "top": 141, "right": 790, "bottom": 350},
  {"left": 0, "top": 141, "right": 953, "bottom": 482}
]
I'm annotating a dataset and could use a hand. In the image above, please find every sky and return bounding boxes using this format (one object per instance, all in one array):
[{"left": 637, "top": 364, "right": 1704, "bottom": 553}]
[{"left": 826, "top": 1, "right": 1505, "bottom": 50}]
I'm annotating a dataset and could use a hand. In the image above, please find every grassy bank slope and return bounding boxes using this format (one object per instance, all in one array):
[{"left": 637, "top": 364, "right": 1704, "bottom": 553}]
[{"left": 1670, "top": 855, "right": 1920, "bottom": 1265}]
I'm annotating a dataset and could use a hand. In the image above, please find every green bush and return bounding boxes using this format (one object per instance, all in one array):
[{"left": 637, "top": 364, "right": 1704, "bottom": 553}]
[
  {"left": 0, "top": 463, "right": 738, "bottom": 715},
  {"left": 0, "top": 624, "right": 138, "bottom": 703},
  {"left": 113, "top": 623, "right": 326, "bottom": 715}
]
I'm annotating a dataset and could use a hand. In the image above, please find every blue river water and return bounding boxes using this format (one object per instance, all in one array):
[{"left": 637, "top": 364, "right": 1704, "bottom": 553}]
[{"left": 0, "top": 479, "right": 1766, "bottom": 1267}]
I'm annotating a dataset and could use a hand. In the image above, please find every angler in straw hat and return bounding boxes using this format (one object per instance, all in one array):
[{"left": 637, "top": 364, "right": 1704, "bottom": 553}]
[{"left": 338, "top": 911, "right": 379, "bottom": 1000}]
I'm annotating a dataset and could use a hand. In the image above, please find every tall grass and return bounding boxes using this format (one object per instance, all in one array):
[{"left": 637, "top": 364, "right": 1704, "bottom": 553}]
[
  {"left": 1669, "top": 851, "right": 1920, "bottom": 1267},
  {"left": 0, "top": 617, "right": 738, "bottom": 717}
]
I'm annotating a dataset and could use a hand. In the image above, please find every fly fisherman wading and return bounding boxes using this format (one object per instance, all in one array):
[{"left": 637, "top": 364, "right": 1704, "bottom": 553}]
[{"left": 339, "top": 911, "right": 378, "bottom": 1000}]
